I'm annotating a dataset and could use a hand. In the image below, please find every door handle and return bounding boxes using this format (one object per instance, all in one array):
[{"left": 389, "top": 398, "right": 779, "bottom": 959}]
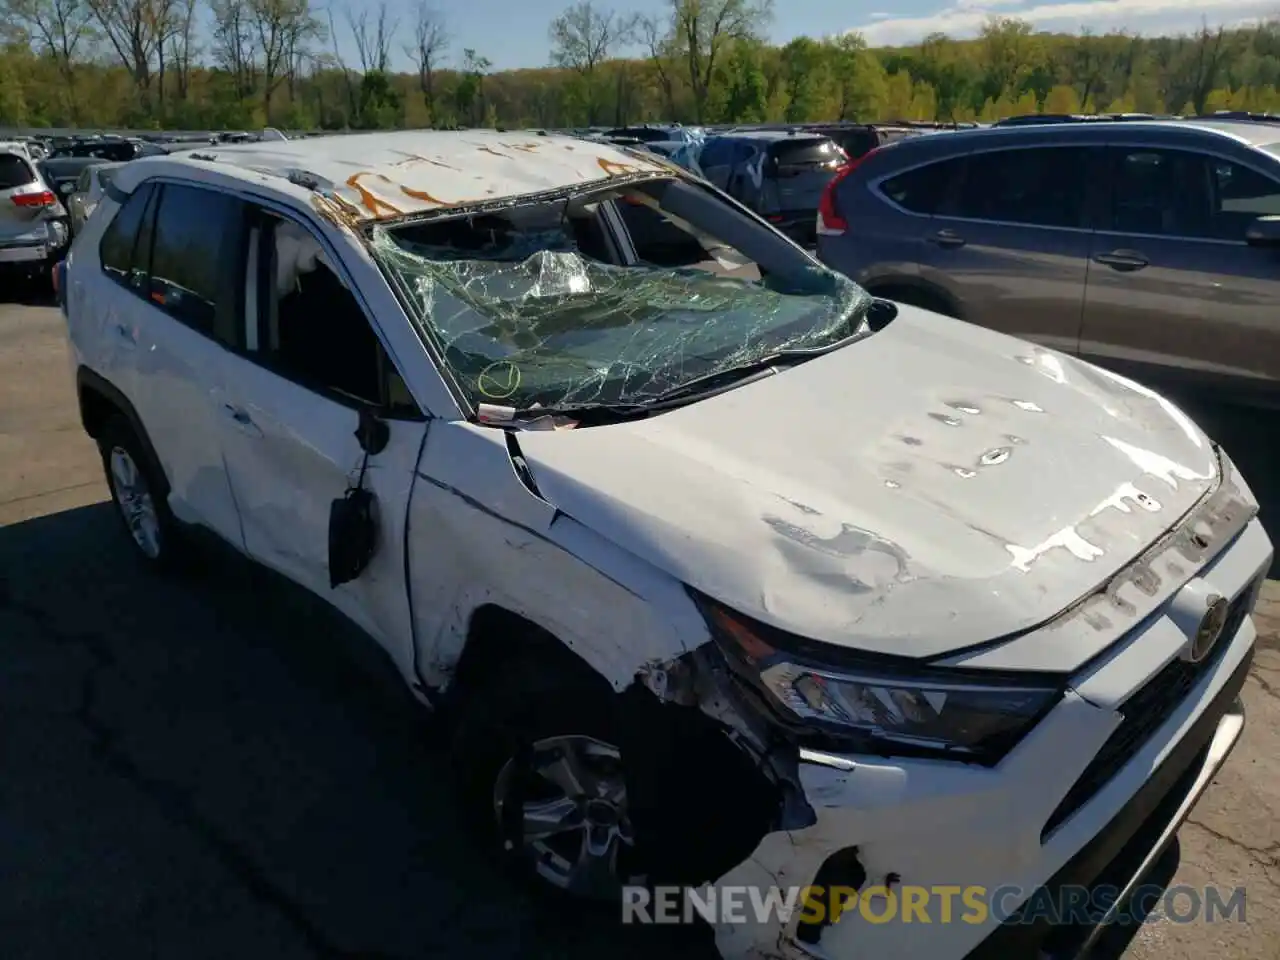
[
  {"left": 1093, "top": 250, "right": 1149, "bottom": 272},
  {"left": 929, "top": 229, "right": 966, "bottom": 249}
]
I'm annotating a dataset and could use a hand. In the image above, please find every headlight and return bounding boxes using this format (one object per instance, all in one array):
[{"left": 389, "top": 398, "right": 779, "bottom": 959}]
[
  {"left": 699, "top": 597, "right": 1062, "bottom": 765},
  {"left": 45, "top": 219, "right": 68, "bottom": 248}
]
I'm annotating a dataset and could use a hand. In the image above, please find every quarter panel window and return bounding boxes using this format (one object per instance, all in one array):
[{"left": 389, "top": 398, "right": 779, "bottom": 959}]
[
  {"left": 949, "top": 147, "right": 1091, "bottom": 228},
  {"left": 148, "top": 183, "right": 243, "bottom": 335},
  {"left": 879, "top": 157, "right": 963, "bottom": 214}
]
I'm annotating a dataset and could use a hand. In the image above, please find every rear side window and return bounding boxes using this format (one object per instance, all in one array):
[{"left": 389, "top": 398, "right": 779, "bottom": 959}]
[
  {"left": 0, "top": 153, "right": 35, "bottom": 190},
  {"left": 879, "top": 157, "right": 963, "bottom": 214},
  {"left": 100, "top": 181, "right": 157, "bottom": 282},
  {"left": 948, "top": 147, "right": 1091, "bottom": 228},
  {"left": 148, "top": 184, "right": 243, "bottom": 334}
]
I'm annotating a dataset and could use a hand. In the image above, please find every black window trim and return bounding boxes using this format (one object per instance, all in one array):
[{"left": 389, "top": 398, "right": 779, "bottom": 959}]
[
  {"left": 241, "top": 205, "right": 426, "bottom": 421},
  {"left": 1097, "top": 141, "right": 1280, "bottom": 246}
]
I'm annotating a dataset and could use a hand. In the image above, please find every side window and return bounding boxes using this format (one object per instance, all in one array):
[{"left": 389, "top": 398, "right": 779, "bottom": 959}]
[
  {"left": 76, "top": 168, "right": 93, "bottom": 193},
  {"left": 1208, "top": 158, "right": 1280, "bottom": 240},
  {"left": 148, "top": 183, "right": 243, "bottom": 339},
  {"left": 1108, "top": 149, "right": 1210, "bottom": 238},
  {"left": 879, "top": 157, "right": 963, "bottom": 214},
  {"left": 99, "top": 180, "right": 157, "bottom": 284},
  {"left": 948, "top": 147, "right": 1090, "bottom": 228},
  {"left": 252, "top": 214, "right": 416, "bottom": 414}
]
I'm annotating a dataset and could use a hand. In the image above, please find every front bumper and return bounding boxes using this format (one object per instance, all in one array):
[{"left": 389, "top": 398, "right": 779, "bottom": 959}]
[{"left": 711, "top": 517, "right": 1271, "bottom": 960}]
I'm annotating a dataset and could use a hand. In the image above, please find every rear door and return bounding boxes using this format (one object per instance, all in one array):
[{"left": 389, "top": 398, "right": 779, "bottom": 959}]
[
  {"left": 92, "top": 179, "right": 246, "bottom": 544},
  {"left": 1079, "top": 146, "right": 1280, "bottom": 404},
  {"left": 919, "top": 144, "right": 1099, "bottom": 353}
]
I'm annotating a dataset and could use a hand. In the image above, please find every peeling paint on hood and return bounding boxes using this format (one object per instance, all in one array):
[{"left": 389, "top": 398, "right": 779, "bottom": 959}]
[{"left": 515, "top": 306, "right": 1220, "bottom": 663}]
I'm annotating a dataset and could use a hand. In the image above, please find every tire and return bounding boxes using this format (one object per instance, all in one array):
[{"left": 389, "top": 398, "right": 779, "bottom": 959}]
[
  {"left": 98, "top": 414, "right": 185, "bottom": 571},
  {"left": 450, "top": 656, "right": 648, "bottom": 906}
]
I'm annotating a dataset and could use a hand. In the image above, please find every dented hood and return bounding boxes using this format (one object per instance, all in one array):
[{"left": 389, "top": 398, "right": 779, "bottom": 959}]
[{"left": 515, "top": 306, "right": 1219, "bottom": 663}]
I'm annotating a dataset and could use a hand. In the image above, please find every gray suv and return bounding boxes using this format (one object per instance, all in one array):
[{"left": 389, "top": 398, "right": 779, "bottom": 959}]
[{"left": 816, "top": 120, "right": 1280, "bottom": 408}]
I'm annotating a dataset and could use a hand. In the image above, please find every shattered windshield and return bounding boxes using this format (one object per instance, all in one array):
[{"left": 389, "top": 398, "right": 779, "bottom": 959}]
[{"left": 370, "top": 176, "right": 870, "bottom": 415}]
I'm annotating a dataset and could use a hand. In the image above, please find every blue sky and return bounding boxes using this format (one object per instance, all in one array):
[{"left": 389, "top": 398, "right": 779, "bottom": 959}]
[{"left": 364, "top": 0, "right": 1276, "bottom": 72}]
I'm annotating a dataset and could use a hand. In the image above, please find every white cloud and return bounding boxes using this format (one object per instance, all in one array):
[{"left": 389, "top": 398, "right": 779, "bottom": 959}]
[
  {"left": 869, "top": 11, "right": 893, "bottom": 18},
  {"left": 854, "top": 0, "right": 1275, "bottom": 45}
]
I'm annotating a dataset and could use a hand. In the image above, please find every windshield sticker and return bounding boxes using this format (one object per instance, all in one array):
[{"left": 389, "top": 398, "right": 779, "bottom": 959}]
[{"left": 477, "top": 360, "right": 523, "bottom": 399}]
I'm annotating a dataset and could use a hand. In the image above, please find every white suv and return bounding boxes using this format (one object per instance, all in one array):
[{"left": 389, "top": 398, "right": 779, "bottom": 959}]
[{"left": 62, "top": 130, "right": 1272, "bottom": 960}]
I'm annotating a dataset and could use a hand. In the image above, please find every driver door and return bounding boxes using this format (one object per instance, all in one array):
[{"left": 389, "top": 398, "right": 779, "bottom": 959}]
[
  {"left": 1079, "top": 146, "right": 1280, "bottom": 405},
  {"left": 213, "top": 207, "right": 429, "bottom": 652}
]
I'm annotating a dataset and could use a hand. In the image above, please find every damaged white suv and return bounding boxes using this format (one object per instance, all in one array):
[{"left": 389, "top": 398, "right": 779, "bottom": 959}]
[{"left": 62, "top": 131, "right": 1272, "bottom": 960}]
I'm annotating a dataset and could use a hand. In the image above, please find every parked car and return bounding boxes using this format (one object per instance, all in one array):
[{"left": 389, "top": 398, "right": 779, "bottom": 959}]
[
  {"left": 66, "top": 161, "right": 121, "bottom": 236},
  {"left": 62, "top": 129, "right": 1271, "bottom": 960},
  {"left": 0, "top": 142, "right": 70, "bottom": 285},
  {"left": 699, "top": 130, "right": 847, "bottom": 245},
  {"left": 816, "top": 119, "right": 1280, "bottom": 409}
]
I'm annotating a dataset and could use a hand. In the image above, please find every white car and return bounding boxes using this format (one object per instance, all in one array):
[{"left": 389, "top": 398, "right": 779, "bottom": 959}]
[{"left": 61, "top": 130, "right": 1272, "bottom": 960}]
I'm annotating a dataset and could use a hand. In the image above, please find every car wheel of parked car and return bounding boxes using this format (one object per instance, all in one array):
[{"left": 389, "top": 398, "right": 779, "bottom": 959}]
[
  {"left": 98, "top": 415, "right": 183, "bottom": 570},
  {"left": 451, "top": 657, "right": 648, "bottom": 904}
]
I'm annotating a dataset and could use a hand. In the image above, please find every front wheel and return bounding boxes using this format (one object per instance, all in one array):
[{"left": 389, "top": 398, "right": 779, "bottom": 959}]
[{"left": 451, "top": 660, "right": 648, "bottom": 903}]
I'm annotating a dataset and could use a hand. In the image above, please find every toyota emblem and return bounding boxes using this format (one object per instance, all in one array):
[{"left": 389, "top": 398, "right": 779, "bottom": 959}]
[{"left": 1187, "top": 595, "right": 1230, "bottom": 664}]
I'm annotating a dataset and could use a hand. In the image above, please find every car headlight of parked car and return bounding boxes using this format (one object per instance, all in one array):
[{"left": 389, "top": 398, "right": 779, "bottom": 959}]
[{"left": 697, "top": 596, "right": 1064, "bottom": 765}]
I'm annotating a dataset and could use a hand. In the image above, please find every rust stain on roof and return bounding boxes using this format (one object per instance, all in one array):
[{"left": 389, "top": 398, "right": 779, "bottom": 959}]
[
  {"left": 345, "top": 172, "right": 405, "bottom": 217},
  {"left": 598, "top": 157, "right": 638, "bottom": 176},
  {"left": 400, "top": 185, "right": 446, "bottom": 206}
]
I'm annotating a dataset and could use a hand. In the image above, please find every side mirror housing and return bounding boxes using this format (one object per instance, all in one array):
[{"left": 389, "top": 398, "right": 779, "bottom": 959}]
[{"left": 1245, "top": 215, "right": 1280, "bottom": 247}]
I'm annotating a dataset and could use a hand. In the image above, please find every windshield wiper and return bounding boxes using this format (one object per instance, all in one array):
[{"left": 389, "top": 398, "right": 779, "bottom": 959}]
[
  {"left": 640, "top": 328, "right": 868, "bottom": 407},
  {"left": 485, "top": 327, "right": 873, "bottom": 424}
]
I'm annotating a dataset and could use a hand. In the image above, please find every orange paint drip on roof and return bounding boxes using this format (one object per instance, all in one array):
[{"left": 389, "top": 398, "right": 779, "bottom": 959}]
[
  {"left": 401, "top": 185, "right": 446, "bottom": 205},
  {"left": 598, "top": 157, "right": 636, "bottom": 176},
  {"left": 345, "top": 172, "right": 404, "bottom": 217}
]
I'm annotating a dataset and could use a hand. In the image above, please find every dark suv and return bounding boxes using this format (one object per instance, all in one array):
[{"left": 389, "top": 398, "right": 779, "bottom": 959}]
[
  {"left": 816, "top": 119, "right": 1280, "bottom": 408},
  {"left": 698, "top": 131, "right": 846, "bottom": 245}
]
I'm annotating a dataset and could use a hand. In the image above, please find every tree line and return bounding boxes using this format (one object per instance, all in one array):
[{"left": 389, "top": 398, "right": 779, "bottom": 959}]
[{"left": 2, "top": 0, "right": 1280, "bottom": 132}]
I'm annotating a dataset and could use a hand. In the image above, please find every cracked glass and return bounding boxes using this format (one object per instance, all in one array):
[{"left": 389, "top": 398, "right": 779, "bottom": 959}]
[{"left": 369, "top": 176, "right": 871, "bottom": 416}]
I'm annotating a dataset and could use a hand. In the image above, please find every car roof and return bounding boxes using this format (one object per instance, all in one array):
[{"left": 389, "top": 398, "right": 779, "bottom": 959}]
[
  {"left": 714, "top": 130, "right": 835, "bottom": 143},
  {"left": 137, "top": 129, "right": 673, "bottom": 223},
  {"left": 904, "top": 118, "right": 1280, "bottom": 152}
]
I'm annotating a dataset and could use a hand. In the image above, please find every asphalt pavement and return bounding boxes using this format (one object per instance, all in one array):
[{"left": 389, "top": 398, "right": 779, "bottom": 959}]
[{"left": 2, "top": 297, "right": 1278, "bottom": 959}]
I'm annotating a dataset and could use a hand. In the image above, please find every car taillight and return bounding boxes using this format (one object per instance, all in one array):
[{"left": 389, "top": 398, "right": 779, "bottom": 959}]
[
  {"left": 817, "top": 147, "right": 881, "bottom": 237},
  {"left": 13, "top": 190, "right": 57, "bottom": 208}
]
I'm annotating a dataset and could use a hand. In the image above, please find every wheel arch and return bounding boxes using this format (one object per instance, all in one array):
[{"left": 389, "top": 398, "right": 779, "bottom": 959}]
[{"left": 76, "top": 366, "right": 171, "bottom": 498}]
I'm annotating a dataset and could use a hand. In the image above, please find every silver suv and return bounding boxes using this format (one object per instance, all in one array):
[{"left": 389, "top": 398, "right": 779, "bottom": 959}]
[
  {"left": 816, "top": 120, "right": 1280, "bottom": 408},
  {"left": 0, "top": 143, "right": 70, "bottom": 285}
]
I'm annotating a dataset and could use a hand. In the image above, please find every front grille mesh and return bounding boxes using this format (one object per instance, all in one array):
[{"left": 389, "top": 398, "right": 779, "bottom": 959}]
[{"left": 1041, "top": 584, "right": 1254, "bottom": 840}]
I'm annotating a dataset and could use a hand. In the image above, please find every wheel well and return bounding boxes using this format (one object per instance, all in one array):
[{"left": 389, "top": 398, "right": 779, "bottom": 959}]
[
  {"left": 864, "top": 281, "right": 960, "bottom": 319},
  {"left": 78, "top": 381, "right": 117, "bottom": 440},
  {"left": 447, "top": 604, "right": 607, "bottom": 706}
]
